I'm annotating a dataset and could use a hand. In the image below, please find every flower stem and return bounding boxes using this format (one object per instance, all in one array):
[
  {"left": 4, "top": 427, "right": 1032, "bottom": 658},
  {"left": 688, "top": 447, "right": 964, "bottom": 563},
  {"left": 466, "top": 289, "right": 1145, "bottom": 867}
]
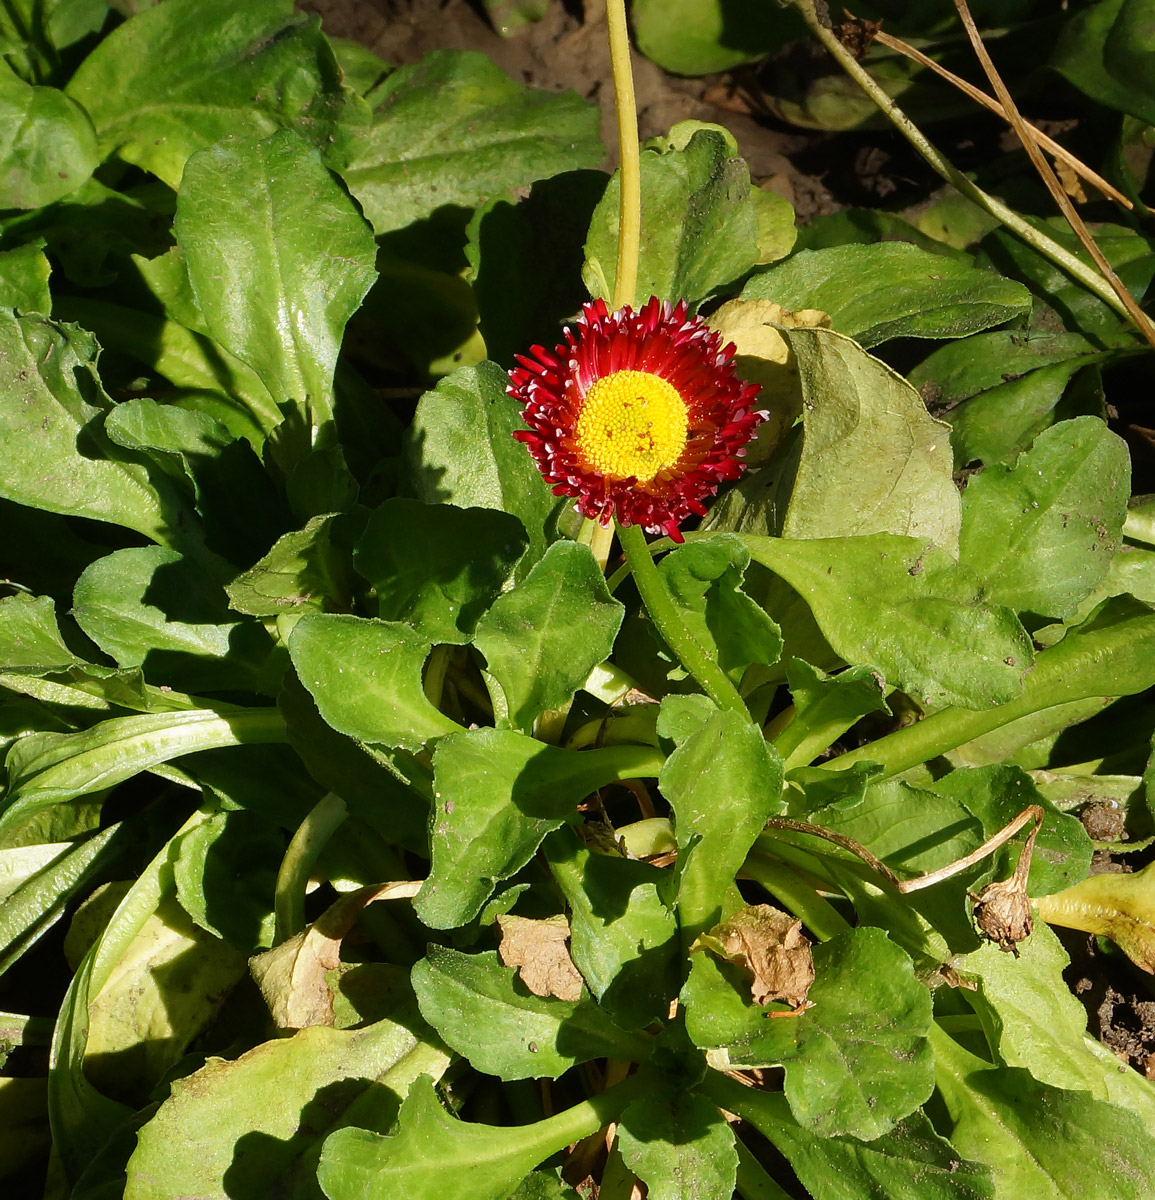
[
  {"left": 787, "top": 0, "right": 1133, "bottom": 321},
  {"left": 606, "top": 0, "right": 641, "bottom": 310},
  {"left": 274, "top": 792, "right": 347, "bottom": 942},
  {"left": 616, "top": 521, "right": 749, "bottom": 719}
]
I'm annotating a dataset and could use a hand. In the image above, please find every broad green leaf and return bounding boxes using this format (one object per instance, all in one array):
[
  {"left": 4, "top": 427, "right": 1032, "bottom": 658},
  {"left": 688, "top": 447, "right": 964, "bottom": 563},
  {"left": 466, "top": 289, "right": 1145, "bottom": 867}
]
[
  {"left": 226, "top": 514, "right": 354, "bottom": 617},
  {"left": 657, "top": 536, "right": 783, "bottom": 685},
  {"left": 933, "top": 1029, "right": 1155, "bottom": 1198},
  {"left": 474, "top": 541, "right": 624, "bottom": 731},
  {"left": 171, "top": 806, "right": 282, "bottom": 952},
  {"left": 342, "top": 49, "right": 602, "bottom": 235},
  {"left": 103, "top": 397, "right": 287, "bottom": 568},
  {"left": 67, "top": 0, "right": 351, "bottom": 188},
  {"left": 584, "top": 128, "right": 758, "bottom": 307},
  {"left": 0, "top": 824, "right": 122, "bottom": 977},
  {"left": 708, "top": 1080, "right": 994, "bottom": 1200},
  {"left": 0, "top": 61, "right": 96, "bottom": 208},
  {"left": 713, "top": 328, "right": 961, "bottom": 549},
  {"left": 742, "top": 243, "right": 1030, "bottom": 347},
  {"left": 289, "top": 613, "right": 458, "bottom": 753},
  {"left": 407, "top": 361, "right": 559, "bottom": 572},
  {"left": 959, "top": 417, "right": 1129, "bottom": 618},
  {"left": 966, "top": 922, "right": 1155, "bottom": 1126},
  {"left": 355, "top": 499, "right": 528, "bottom": 642},
  {"left": 0, "top": 593, "right": 80, "bottom": 674},
  {"left": 411, "top": 946, "right": 649, "bottom": 1080},
  {"left": 481, "top": 0, "right": 550, "bottom": 37},
  {"left": 740, "top": 533, "right": 1033, "bottom": 709},
  {"left": 0, "top": 312, "right": 198, "bottom": 549},
  {"left": 617, "top": 1092, "right": 737, "bottom": 1200},
  {"left": 319, "top": 1075, "right": 641, "bottom": 1200},
  {"left": 0, "top": 707, "right": 287, "bottom": 840},
  {"left": 633, "top": 0, "right": 804, "bottom": 76},
  {"left": 417, "top": 728, "right": 664, "bottom": 929},
  {"left": 1053, "top": 0, "right": 1155, "bottom": 126},
  {"left": 773, "top": 659, "right": 890, "bottom": 771},
  {"left": 696, "top": 927, "right": 933, "bottom": 1140},
  {"left": 84, "top": 893, "right": 248, "bottom": 1106},
  {"left": 176, "top": 130, "right": 377, "bottom": 425},
  {"left": 72, "top": 547, "right": 275, "bottom": 694},
  {"left": 543, "top": 828, "right": 679, "bottom": 1030},
  {"left": 124, "top": 1018, "right": 450, "bottom": 1200},
  {"left": 659, "top": 708, "right": 784, "bottom": 937},
  {"left": 0, "top": 240, "right": 50, "bottom": 313}
]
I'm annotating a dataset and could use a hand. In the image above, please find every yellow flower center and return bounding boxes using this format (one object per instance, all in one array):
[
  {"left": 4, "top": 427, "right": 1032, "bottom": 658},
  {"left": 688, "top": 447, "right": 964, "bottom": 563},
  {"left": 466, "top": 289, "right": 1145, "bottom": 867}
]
[{"left": 573, "top": 370, "right": 689, "bottom": 484}]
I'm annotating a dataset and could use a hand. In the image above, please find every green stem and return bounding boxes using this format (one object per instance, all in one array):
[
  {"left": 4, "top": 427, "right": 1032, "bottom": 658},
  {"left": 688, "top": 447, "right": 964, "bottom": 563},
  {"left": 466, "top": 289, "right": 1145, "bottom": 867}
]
[
  {"left": 735, "top": 1138, "right": 796, "bottom": 1200},
  {"left": 788, "top": 0, "right": 1131, "bottom": 321},
  {"left": 274, "top": 792, "right": 348, "bottom": 943},
  {"left": 606, "top": 0, "right": 641, "bottom": 309},
  {"left": 617, "top": 521, "right": 749, "bottom": 718},
  {"left": 742, "top": 850, "right": 851, "bottom": 942}
]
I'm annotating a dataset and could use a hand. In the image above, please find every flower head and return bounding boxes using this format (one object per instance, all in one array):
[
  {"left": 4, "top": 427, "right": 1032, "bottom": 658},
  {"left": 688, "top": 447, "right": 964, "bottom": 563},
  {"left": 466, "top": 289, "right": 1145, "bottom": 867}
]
[{"left": 508, "top": 297, "right": 765, "bottom": 542}]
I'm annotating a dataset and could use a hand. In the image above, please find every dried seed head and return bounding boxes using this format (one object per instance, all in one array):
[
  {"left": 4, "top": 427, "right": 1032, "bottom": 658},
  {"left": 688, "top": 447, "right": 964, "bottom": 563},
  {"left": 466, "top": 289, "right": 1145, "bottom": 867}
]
[{"left": 971, "top": 876, "right": 1034, "bottom": 956}]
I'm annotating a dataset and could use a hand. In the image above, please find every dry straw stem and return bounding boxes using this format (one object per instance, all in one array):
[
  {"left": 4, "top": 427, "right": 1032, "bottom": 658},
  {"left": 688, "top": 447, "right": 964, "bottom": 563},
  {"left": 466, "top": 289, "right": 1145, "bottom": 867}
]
[
  {"left": 950, "top": 0, "right": 1155, "bottom": 351},
  {"left": 860, "top": 17, "right": 1133, "bottom": 211}
]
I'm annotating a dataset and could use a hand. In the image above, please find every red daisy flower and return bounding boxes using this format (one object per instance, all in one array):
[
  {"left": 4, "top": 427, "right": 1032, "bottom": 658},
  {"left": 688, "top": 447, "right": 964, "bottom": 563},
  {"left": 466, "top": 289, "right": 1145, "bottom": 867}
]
[{"left": 508, "top": 297, "right": 765, "bottom": 543}]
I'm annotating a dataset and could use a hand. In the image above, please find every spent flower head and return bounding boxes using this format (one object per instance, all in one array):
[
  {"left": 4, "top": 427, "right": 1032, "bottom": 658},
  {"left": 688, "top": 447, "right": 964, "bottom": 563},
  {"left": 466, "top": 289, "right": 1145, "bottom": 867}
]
[{"left": 508, "top": 297, "right": 765, "bottom": 542}]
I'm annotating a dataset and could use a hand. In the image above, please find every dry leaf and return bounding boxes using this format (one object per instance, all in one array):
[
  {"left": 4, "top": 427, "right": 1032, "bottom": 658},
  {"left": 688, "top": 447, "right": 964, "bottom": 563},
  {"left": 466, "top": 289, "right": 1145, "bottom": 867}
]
[
  {"left": 696, "top": 903, "right": 816, "bottom": 1008},
  {"left": 497, "top": 914, "right": 584, "bottom": 1002}
]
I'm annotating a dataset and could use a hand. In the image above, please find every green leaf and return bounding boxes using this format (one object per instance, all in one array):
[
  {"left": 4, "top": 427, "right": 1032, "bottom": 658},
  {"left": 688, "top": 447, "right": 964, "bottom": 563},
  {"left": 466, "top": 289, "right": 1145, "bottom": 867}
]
[
  {"left": 411, "top": 946, "right": 648, "bottom": 1080},
  {"left": 226, "top": 514, "right": 354, "bottom": 617},
  {"left": 0, "top": 707, "right": 287, "bottom": 840},
  {"left": 740, "top": 533, "right": 1033, "bottom": 709},
  {"left": 933, "top": 1029, "right": 1155, "bottom": 1199},
  {"left": 742, "top": 243, "right": 1030, "bottom": 347},
  {"left": 958, "top": 417, "right": 1129, "bottom": 618},
  {"left": 543, "top": 828, "right": 679, "bottom": 1030},
  {"left": 632, "top": 0, "right": 804, "bottom": 76},
  {"left": 175, "top": 129, "right": 377, "bottom": 423},
  {"left": 657, "top": 536, "right": 783, "bottom": 685},
  {"left": 0, "top": 240, "right": 51, "bottom": 313},
  {"left": 66, "top": 0, "right": 352, "bottom": 189},
  {"left": 407, "top": 361, "right": 559, "bottom": 572},
  {"left": 659, "top": 708, "right": 784, "bottom": 937},
  {"left": 0, "top": 312, "right": 198, "bottom": 549},
  {"left": 711, "top": 327, "right": 961, "bottom": 549},
  {"left": 319, "top": 1075, "right": 637, "bottom": 1200},
  {"left": 966, "top": 921, "right": 1155, "bottom": 1126},
  {"left": 1053, "top": 0, "right": 1155, "bottom": 126},
  {"left": 0, "top": 61, "right": 97, "bottom": 208},
  {"left": 124, "top": 1019, "right": 450, "bottom": 1200},
  {"left": 584, "top": 128, "right": 758, "bottom": 307},
  {"left": 774, "top": 659, "right": 890, "bottom": 771},
  {"left": 474, "top": 541, "right": 624, "bottom": 731},
  {"left": 72, "top": 547, "right": 275, "bottom": 694},
  {"left": 617, "top": 1092, "right": 737, "bottom": 1200},
  {"left": 355, "top": 498, "right": 528, "bottom": 642},
  {"left": 289, "top": 613, "right": 459, "bottom": 753},
  {"left": 417, "top": 728, "right": 664, "bottom": 929},
  {"left": 342, "top": 49, "right": 602, "bottom": 235},
  {"left": 0, "top": 593, "right": 80, "bottom": 675}
]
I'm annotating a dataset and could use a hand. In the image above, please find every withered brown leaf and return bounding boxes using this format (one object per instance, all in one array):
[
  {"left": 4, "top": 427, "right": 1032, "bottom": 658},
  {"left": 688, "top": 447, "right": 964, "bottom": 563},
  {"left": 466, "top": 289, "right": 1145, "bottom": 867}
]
[{"left": 497, "top": 913, "right": 584, "bottom": 1002}]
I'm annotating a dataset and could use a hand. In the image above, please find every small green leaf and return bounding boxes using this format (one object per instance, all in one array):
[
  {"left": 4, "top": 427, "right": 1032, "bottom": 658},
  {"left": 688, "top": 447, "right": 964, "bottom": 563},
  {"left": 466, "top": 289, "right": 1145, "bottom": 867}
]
[
  {"left": 407, "top": 361, "right": 559, "bottom": 574},
  {"left": 1053, "top": 0, "right": 1155, "bottom": 126},
  {"left": 584, "top": 128, "right": 759, "bottom": 307},
  {"left": 125, "top": 1018, "right": 449, "bottom": 1200},
  {"left": 617, "top": 1092, "right": 737, "bottom": 1200},
  {"left": 657, "top": 535, "right": 783, "bottom": 685},
  {"left": 417, "top": 728, "right": 664, "bottom": 929},
  {"left": 176, "top": 130, "right": 377, "bottom": 425},
  {"left": 0, "top": 240, "right": 51, "bottom": 314},
  {"left": 0, "top": 594, "right": 80, "bottom": 675},
  {"left": 959, "top": 417, "right": 1129, "bottom": 618},
  {"left": 660, "top": 709, "right": 784, "bottom": 937},
  {"left": 474, "top": 541, "right": 624, "bottom": 731},
  {"left": 289, "top": 614, "right": 458, "bottom": 753},
  {"left": 342, "top": 50, "right": 602, "bottom": 235},
  {"left": 355, "top": 499, "right": 528, "bottom": 642},
  {"left": 742, "top": 243, "right": 1031, "bottom": 347},
  {"left": 227, "top": 514, "right": 354, "bottom": 617},
  {"left": 632, "top": 0, "right": 804, "bottom": 75},
  {"left": 67, "top": 0, "right": 351, "bottom": 188},
  {"left": 411, "top": 946, "right": 649, "bottom": 1080},
  {"left": 0, "top": 61, "right": 97, "bottom": 208},
  {"left": 741, "top": 533, "right": 1033, "bottom": 709},
  {"left": 774, "top": 659, "right": 890, "bottom": 771}
]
